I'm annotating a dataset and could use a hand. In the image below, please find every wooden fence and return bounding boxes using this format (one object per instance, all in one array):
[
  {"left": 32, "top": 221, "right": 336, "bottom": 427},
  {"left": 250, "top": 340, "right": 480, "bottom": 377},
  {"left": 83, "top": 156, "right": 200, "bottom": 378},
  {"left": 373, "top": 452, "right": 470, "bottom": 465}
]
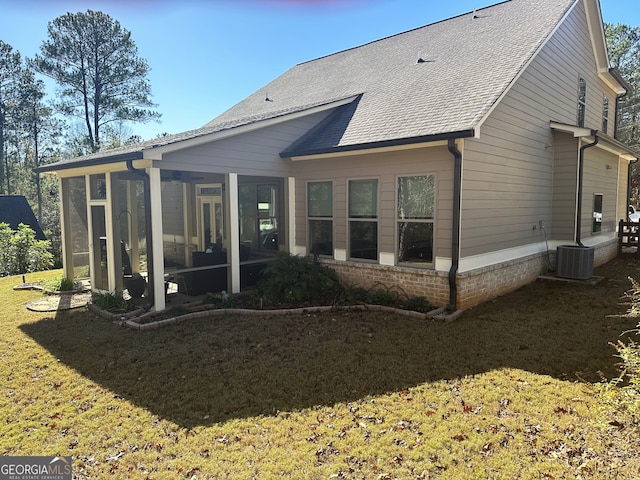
[{"left": 618, "top": 220, "right": 640, "bottom": 254}]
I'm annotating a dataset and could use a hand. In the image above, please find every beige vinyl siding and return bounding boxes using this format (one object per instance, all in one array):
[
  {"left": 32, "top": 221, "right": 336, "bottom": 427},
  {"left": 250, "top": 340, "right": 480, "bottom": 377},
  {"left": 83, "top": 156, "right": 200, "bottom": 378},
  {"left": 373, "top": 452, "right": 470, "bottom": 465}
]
[
  {"left": 461, "top": 0, "right": 621, "bottom": 258},
  {"left": 159, "top": 111, "right": 331, "bottom": 177},
  {"left": 292, "top": 146, "right": 453, "bottom": 260},
  {"left": 551, "top": 132, "right": 578, "bottom": 241},
  {"left": 582, "top": 147, "right": 619, "bottom": 237}
]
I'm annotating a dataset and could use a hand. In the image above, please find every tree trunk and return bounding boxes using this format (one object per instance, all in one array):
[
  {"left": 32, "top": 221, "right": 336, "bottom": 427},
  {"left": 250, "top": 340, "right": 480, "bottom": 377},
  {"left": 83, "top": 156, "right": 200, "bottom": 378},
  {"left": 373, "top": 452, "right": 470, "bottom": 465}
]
[
  {"left": 0, "top": 113, "right": 5, "bottom": 195},
  {"left": 33, "top": 114, "right": 42, "bottom": 222}
]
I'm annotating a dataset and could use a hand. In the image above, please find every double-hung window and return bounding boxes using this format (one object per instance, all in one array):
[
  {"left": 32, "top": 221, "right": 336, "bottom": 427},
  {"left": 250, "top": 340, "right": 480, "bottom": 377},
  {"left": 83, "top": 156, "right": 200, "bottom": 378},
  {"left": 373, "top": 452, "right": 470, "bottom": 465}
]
[
  {"left": 592, "top": 193, "right": 603, "bottom": 233},
  {"left": 348, "top": 178, "right": 378, "bottom": 260},
  {"left": 307, "top": 181, "right": 333, "bottom": 256},
  {"left": 397, "top": 175, "right": 435, "bottom": 264},
  {"left": 577, "top": 77, "right": 586, "bottom": 127}
]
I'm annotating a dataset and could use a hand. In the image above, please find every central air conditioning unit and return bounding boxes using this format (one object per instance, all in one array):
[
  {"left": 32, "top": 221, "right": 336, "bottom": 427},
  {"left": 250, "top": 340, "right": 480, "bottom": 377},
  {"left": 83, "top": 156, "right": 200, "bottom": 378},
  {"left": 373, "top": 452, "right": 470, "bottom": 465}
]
[{"left": 556, "top": 245, "right": 594, "bottom": 280}]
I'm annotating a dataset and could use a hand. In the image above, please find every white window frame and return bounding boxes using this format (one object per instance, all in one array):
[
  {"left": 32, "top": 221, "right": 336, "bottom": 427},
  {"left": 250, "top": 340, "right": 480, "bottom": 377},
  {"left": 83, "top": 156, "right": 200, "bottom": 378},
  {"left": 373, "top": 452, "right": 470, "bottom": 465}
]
[
  {"left": 577, "top": 77, "right": 586, "bottom": 128},
  {"left": 347, "top": 177, "right": 379, "bottom": 262},
  {"left": 602, "top": 96, "right": 609, "bottom": 134},
  {"left": 307, "top": 180, "right": 334, "bottom": 257},
  {"left": 396, "top": 174, "right": 436, "bottom": 267}
]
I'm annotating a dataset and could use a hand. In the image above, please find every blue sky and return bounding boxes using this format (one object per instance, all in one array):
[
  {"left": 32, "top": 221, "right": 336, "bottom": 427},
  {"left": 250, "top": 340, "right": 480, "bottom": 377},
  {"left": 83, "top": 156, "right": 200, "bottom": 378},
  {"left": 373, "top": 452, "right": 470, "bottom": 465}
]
[{"left": 1, "top": 0, "right": 638, "bottom": 140}]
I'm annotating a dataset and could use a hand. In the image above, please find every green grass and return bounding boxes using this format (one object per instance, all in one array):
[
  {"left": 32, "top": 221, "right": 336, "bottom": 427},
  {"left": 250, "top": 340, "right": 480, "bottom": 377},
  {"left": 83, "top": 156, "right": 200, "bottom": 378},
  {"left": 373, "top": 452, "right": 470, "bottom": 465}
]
[{"left": 1, "top": 260, "right": 639, "bottom": 478}]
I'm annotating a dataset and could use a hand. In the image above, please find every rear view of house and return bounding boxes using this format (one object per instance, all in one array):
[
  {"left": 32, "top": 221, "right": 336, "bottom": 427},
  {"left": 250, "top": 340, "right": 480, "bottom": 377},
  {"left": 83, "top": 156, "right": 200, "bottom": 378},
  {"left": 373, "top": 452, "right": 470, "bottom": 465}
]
[{"left": 38, "top": 0, "right": 637, "bottom": 313}]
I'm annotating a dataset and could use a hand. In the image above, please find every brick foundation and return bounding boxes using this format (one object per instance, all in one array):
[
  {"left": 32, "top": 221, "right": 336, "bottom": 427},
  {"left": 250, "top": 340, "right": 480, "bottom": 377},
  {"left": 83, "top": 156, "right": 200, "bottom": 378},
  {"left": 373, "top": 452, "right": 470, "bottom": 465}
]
[{"left": 321, "top": 239, "right": 618, "bottom": 311}]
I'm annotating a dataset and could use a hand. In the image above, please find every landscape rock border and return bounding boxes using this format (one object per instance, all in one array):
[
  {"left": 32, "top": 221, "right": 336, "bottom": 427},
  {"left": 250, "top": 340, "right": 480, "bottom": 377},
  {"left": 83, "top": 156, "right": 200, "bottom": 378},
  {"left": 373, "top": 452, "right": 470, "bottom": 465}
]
[{"left": 87, "top": 302, "right": 464, "bottom": 330}]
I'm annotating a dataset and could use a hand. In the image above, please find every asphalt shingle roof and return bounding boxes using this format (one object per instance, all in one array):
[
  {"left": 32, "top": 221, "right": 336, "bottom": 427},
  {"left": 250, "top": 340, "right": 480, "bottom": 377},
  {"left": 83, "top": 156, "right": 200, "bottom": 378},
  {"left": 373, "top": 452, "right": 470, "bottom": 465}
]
[
  {"left": 207, "top": 0, "right": 576, "bottom": 154},
  {"left": 0, "top": 195, "right": 46, "bottom": 240},
  {"left": 40, "top": 0, "right": 577, "bottom": 169}
]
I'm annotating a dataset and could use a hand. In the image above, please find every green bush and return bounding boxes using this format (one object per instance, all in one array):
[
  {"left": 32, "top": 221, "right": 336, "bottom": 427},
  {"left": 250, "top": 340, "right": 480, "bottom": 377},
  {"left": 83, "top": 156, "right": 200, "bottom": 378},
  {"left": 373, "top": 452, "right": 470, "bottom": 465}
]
[
  {"left": 402, "top": 295, "right": 433, "bottom": 313},
  {"left": 367, "top": 288, "right": 400, "bottom": 307},
  {"left": 92, "top": 291, "right": 130, "bottom": 313},
  {"left": 258, "top": 253, "right": 339, "bottom": 304},
  {"left": 43, "top": 276, "right": 80, "bottom": 293},
  {"left": 0, "top": 223, "right": 54, "bottom": 275},
  {"left": 338, "top": 285, "right": 370, "bottom": 305}
]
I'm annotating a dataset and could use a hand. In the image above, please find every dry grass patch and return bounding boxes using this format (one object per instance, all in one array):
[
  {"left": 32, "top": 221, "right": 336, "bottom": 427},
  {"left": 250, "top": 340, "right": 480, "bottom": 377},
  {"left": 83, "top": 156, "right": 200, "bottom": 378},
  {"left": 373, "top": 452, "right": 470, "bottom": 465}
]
[{"left": 1, "top": 259, "right": 640, "bottom": 478}]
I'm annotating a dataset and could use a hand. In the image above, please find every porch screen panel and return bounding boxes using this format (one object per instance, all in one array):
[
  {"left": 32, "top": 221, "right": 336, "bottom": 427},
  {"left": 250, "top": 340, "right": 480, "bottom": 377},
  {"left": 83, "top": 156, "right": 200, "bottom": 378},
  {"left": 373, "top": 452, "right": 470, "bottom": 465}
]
[
  {"left": 63, "top": 176, "right": 90, "bottom": 278},
  {"left": 397, "top": 175, "right": 435, "bottom": 264},
  {"left": 348, "top": 179, "right": 378, "bottom": 260},
  {"left": 161, "top": 181, "right": 186, "bottom": 267},
  {"left": 308, "top": 181, "right": 333, "bottom": 256}
]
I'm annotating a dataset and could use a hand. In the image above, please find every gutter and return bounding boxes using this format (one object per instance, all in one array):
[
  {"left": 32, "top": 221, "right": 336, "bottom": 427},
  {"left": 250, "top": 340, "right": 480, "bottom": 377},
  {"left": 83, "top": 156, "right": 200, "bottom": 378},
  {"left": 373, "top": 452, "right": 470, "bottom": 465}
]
[
  {"left": 576, "top": 131, "right": 599, "bottom": 246},
  {"left": 281, "top": 129, "right": 476, "bottom": 159},
  {"left": 447, "top": 138, "right": 463, "bottom": 311},
  {"left": 35, "top": 151, "right": 144, "bottom": 173},
  {"left": 126, "top": 159, "right": 155, "bottom": 309}
]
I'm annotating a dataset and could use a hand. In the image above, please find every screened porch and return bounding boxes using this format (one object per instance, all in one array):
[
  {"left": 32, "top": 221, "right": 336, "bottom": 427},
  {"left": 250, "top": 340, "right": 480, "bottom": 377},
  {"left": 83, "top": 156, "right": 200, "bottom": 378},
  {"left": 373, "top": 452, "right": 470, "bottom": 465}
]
[{"left": 59, "top": 167, "right": 288, "bottom": 311}]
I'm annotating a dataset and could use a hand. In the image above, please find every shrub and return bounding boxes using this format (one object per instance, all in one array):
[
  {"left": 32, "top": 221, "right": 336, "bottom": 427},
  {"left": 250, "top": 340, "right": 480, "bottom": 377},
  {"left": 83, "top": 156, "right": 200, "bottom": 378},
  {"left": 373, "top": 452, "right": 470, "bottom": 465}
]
[
  {"left": 367, "top": 288, "right": 400, "bottom": 307},
  {"left": 598, "top": 329, "right": 640, "bottom": 429},
  {"left": 402, "top": 295, "right": 433, "bottom": 313},
  {"left": 0, "top": 223, "right": 54, "bottom": 275},
  {"left": 338, "top": 285, "right": 370, "bottom": 305},
  {"left": 258, "top": 253, "right": 340, "bottom": 304},
  {"left": 92, "top": 291, "right": 130, "bottom": 313},
  {"left": 43, "top": 276, "right": 80, "bottom": 293},
  {"left": 598, "top": 277, "right": 640, "bottom": 430}
]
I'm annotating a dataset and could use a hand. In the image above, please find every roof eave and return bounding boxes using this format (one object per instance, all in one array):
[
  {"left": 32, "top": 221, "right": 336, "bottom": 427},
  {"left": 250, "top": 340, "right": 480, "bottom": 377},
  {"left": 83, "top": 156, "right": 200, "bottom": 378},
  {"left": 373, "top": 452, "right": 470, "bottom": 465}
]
[
  {"left": 281, "top": 129, "right": 476, "bottom": 160},
  {"left": 550, "top": 121, "right": 638, "bottom": 160},
  {"left": 36, "top": 151, "right": 145, "bottom": 173}
]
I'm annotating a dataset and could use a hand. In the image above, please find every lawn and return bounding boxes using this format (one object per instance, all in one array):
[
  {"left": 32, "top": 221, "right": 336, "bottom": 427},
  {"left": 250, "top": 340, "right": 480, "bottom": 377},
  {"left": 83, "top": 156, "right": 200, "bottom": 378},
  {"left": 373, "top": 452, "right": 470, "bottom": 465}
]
[{"left": 1, "top": 257, "right": 639, "bottom": 479}]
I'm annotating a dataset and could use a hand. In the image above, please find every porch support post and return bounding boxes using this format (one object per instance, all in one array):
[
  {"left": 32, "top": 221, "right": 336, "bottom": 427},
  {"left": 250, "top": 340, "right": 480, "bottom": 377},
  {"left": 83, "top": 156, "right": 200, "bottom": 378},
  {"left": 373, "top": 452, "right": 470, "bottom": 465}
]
[
  {"left": 105, "top": 172, "right": 118, "bottom": 291},
  {"left": 227, "top": 173, "right": 241, "bottom": 293},
  {"left": 182, "top": 183, "right": 193, "bottom": 267},
  {"left": 59, "top": 177, "right": 73, "bottom": 280},
  {"left": 149, "top": 167, "right": 166, "bottom": 311},
  {"left": 85, "top": 176, "right": 97, "bottom": 290},
  {"left": 286, "top": 176, "right": 295, "bottom": 254}
]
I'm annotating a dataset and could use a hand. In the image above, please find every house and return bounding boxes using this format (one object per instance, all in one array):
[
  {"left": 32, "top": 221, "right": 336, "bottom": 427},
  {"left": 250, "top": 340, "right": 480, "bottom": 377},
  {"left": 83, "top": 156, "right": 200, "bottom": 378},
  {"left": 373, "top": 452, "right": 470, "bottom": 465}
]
[
  {"left": 0, "top": 195, "right": 46, "bottom": 240},
  {"left": 38, "top": 0, "right": 637, "bottom": 313}
]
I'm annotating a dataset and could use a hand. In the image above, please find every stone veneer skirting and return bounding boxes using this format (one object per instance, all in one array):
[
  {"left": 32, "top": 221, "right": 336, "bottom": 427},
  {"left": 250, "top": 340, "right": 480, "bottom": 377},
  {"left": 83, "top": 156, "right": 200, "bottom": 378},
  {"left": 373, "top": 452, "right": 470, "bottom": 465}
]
[{"left": 322, "top": 238, "right": 619, "bottom": 311}]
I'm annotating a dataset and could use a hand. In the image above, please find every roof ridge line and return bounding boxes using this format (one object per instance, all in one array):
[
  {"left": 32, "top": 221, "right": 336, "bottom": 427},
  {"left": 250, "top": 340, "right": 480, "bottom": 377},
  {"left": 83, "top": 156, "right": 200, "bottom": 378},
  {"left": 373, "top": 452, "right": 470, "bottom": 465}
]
[{"left": 295, "top": 0, "right": 510, "bottom": 66}]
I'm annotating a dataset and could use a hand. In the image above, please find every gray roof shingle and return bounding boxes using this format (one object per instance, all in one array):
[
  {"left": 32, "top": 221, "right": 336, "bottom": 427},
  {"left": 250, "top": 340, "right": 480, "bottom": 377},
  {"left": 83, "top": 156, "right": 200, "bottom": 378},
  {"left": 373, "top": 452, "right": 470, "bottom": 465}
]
[
  {"left": 40, "top": 0, "right": 577, "bottom": 170},
  {"left": 0, "top": 195, "right": 46, "bottom": 240},
  {"left": 206, "top": 0, "right": 576, "bottom": 154}
]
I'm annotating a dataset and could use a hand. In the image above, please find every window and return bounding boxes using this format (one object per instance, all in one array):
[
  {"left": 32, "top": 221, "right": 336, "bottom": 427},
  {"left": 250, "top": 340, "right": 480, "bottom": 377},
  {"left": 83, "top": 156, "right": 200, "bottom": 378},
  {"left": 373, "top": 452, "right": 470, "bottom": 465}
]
[
  {"left": 89, "top": 173, "right": 107, "bottom": 200},
  {"left": 307, "top": 181, "right": 333, "bottom": 256},
  {"left": 348, "top": 179, "right": 378, "bottom": 260},
  {"left": 238, "top": 183, "right": 280, "bottom": 251},
  {"left": 577, "top": 77, "right": 586, "bottom": 127},
  {"left": 397, "top": 175, "right": 435, "bottom": 264},
  {"left": 602, "top": 96, "right": 609, "bottom": 134},
  {"left": 592, "top": 193, "right": 603, "bottom": 233}
]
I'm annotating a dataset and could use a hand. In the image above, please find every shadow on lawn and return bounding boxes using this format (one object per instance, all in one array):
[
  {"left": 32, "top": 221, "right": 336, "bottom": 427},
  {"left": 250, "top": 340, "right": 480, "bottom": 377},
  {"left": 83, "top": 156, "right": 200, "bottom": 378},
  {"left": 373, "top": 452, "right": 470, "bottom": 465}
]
[{"left": 20, "top": 256, "right": 640, "bottom": 429}]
